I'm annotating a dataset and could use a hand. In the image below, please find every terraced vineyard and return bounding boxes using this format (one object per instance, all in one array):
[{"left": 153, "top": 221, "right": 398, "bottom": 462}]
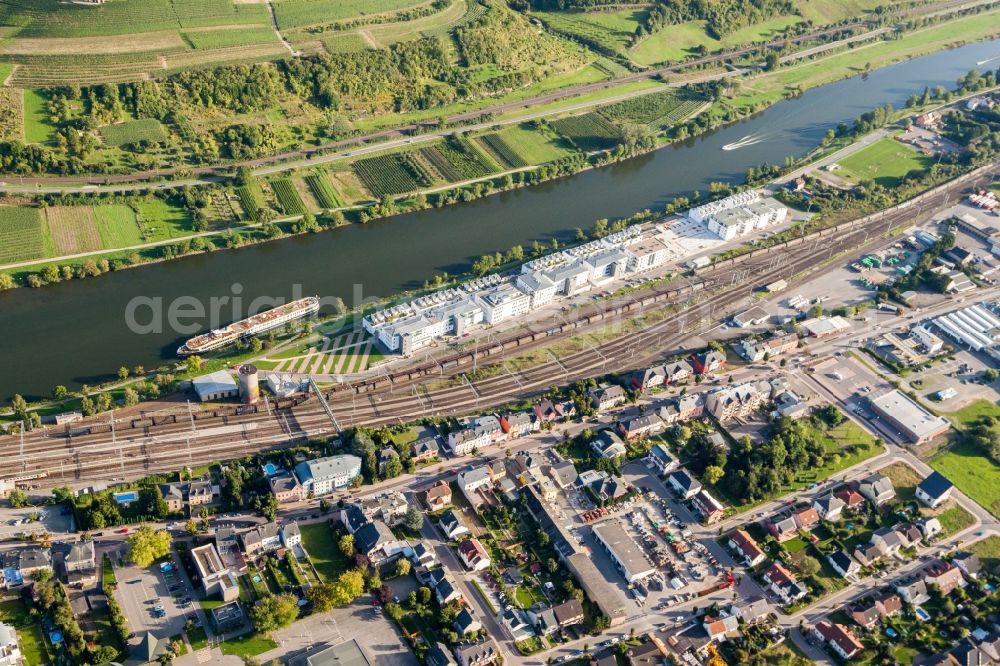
[
  {"left": 477, "top": 133, "right": 528, "bottom": 168},
  {"left": 44, "top": 206, "right": 104, "bottom": 255},
  {"left": 99, "top": 119, "right": 168, "bottom": 147},
  {"left": 236, "top": 183, "right": 266, "bottom": 218},
  {"left": 430, "top": 137, "right": 497, "bottom": 180},
  {"left": 419, "top": 145, "right": 463, "bottom": 182},
  {"left": 353, "top": 153, "right": 432, "bottom": 197},
  {"left": 271, "top": 178, "right": 307, "bottom": 216},
  {"left": 305, "top": 174, "right": 344, "bottom": 209},
  {"left": 550, "top": 112, "right": 623, "bottom": 151},
  {"left": 182, "top": 27, "right": 279, "bottom": 50},
  {"left": 599, "top": 89, "right": 706, "bottom": 128},
  {"left": 0, "top": 207, "right": 47, "bottom": 264},
  {"left": 272, "top": 0, "right": 429, "bottom": 30},
  {"left": 0, "top": 0, "right": 269, "bottom": 38}
]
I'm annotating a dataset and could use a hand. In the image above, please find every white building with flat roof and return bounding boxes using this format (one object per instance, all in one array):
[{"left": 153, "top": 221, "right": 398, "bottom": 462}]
[
  {"left": 869, "top": 389, "right": 950, "bottom": 444},
  {"left": 515, "top": 272, "right": 557, "bottom": 309},
  {"left": 706, "top": 200, "right": 788, "bottom": 241},
  {"left": 688, "top": 190, "right": 761, "bottom": 224},
  {"left": 592, "top": 521, "right": 656, "bottom": 583},
  {"left": 626, "top": 236, "right": 670, "bottom": 273},
  {"left": 478, "top": 284, "right": 532, "bottom": 324},
  {"left": 294, "top": 455, "right": 362, "bottom": 495},
  {"left": 192, "top": 371, "right": 238, "bottom": 402}
]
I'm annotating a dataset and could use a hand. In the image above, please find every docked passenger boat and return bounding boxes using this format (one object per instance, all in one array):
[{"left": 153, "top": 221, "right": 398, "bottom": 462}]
[{"left": 177, "top": 296, "right": 320, "bottom": 356}]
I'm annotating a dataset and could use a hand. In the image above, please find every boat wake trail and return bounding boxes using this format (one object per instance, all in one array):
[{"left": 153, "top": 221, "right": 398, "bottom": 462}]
[
  {"left": 722, "top": 132, "right": 769, "bottom": 151},
  {"left": 977, "top": 55, "right": 1000, "bottom": 65}
]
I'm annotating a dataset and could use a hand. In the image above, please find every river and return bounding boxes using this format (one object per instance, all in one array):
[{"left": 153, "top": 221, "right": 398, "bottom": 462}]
[{"left": 2, "top": 37, "right": 999, "bottom": 401}]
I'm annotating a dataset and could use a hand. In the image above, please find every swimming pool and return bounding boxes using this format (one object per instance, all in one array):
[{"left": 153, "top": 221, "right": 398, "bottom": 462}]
[
  {"left": 112, "top": 491, "right": 137, "bottom": 505},
  {"left": 49, "top": 631, "right": 63, "bottom": 644},
  {"left": 263, "top": 463, "right": 278, "bottom": 476},
  {"left": 915, "top": 607, "right": 931, "bottom": 621}
]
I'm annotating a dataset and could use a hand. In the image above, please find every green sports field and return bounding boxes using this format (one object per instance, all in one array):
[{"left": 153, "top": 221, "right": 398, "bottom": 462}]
[{"left": 835, "top": 137, "right": 931, "bottom": 187}]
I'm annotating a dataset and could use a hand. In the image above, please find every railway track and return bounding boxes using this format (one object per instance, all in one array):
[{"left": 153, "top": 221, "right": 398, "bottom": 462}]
[{"left": 3, "top": 162, "right": 997, "bottom": 485}]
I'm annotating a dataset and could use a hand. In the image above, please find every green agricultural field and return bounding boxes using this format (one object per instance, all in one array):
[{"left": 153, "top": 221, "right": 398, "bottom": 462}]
[
  {"left": 272, "top": 0, "right": 428, "bottom": 30},
  {"left": 550, "top": 112, "right": 622, "bottom": 151},
  {"left": 304, "top": 173, "right": 344, "bottom": 208},
  {"left": 94, "top": 205, "right": 143, "bottom": 248},
  {"left": 23, "top": 89, "right": 55, "bottom": 144},
  {"left": 270, "top": 178, "right": 307, "bottom": 216},
  {"left": 428, "top": 137, "right": 497, "bottom": 181},
  {"left": 796, "top": 0, "right": 888, "bottom": 24},
  {"left": 629, "top": 14, "right": 802, "bottom": 66},
  {"left": 534, "top": 8, "right": 646, "bottom": 56},
  {"left": 99, "top": 118, "right": 168, "bottom": 147},
  {"left": 134, "top": 199, "right": 193, "bottom": 241},
  {"left": 931, "top": 440, "right": 1000, "bottom": 517},
  {"left": 183, "top": 27, "right": 279, "bottom": 50},
  {"left": 835, "top": 137, "right": 931, "bottom": 187},
  {"left": 0, "top": 63, "right": 12, "bottom": 84},
  {"left": 0, "top": 207, "right": 49, "bottom": 265},
  {"left": 493, "top": 123, "right": 570, "bottom": 163}
]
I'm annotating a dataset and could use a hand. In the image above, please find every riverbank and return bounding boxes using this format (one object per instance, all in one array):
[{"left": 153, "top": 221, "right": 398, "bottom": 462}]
[{"left": 0, "top": 35, "right": 998, "bottom": 400}]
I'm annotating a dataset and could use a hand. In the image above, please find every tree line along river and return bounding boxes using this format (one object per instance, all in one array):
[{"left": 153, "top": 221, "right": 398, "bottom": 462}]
[{"left": 2, "top": 37, "right": 999, "bottom": 401}]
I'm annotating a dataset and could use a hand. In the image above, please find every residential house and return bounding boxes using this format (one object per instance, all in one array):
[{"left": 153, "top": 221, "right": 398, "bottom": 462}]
[
  {"left": 730, "top": 597, "right": 772, "bottom": 625},
  {"left": 190, "top": 543, "right": 239, "bottom": 602},
  {"left": 793, "top": 506, "right": 820, "bottom": 530},
  {"left": 0, "top": 622, "right": 21, "bottom": 666},
  {"left": 626, "top": 641, "right": 666, "bottom": 665},
  {"left": 828, "top": 551, "right": 861, "bottom": 579},
  {"left": 590, "top": 384, "right": 627, "bottom": 413},
  {"left": 858, "top": 473, "right": 895, "bottom": 506},
  {"left": 528, "top": 605, "right": 559, "bottom": 636},
  {"left": 457, "top": 539, "right": 491, "bottom": 571},
  {"left": 813, "top": 495, "right": 846, "bottom": 522},
  {"left": 187, "top": 481, "right": 213, "bottom": 509},
  {"left": 673, "top": 394, "right": 705, "bottom": 421},
  {"left": 663, "top": 360, "right": 693, "bottom": 384},
  {"left": 355, "top": 520, "right": 404, "bottom": 565},
  {"left": 341, "top": 503, "right": 368, "bottom": 535},
  {"left": 691, "top": 350, "right": 726, "bottom": 375},
  {"left": 919, "top": 517, "right": 943, "bottom": 541},
  {"left": 552, "top": 599, "right": 584, "bottom": 627},
  {"left": 812, "top": 621, "right": 863, "bottom": 660},
  {"left": 378, "top": 447, "right": 400, "bottom": 475},
  {"left": 500, "top": 608, "right": 534, "bottom": 641},
  {"left": 768, "top": 515, "right": 799, "bottom": 543},
  {"left": 618, "top": 414, "right": 664, "bottom": 441},
  {"left": 16, "top": 549, "right": 51, "bottom": 581},
  {"left": 547, "top": 459, "right": 578, "bottom": 489},
  {"left": 632, "top": 365, "right": 667, "bottom": 391},
  {"left": 895, "top": 578, "right": 931, "bottom": 605},
  {"left": 874, "top": 593, "right": 903, "bottom": 619},
  {"left": 589, "top": 476, "right": 629, "bottom": 504},
  {"left": 667, "top": 470, "right": 702, "bottom": 500},
  {"left": 411, "top": 436, "right": 440, "bottom": 463},
  {"left": 854, "top": 541, "right": 887, "bottom": 568},
  {"left": 499, "top": 412, "right": 537, "bottom": 439},
  {"left": 448, "top": 427, "right": 489, "bottom": 457},
  {"left": 591, "top": 430, "right": 627, "bottom": 459},
  {"left": 439, "top": 510, "right": 471, "bottom": 540},
  {"left": 511, "top": 452, "right": 543, "bottom": 485},
  {"left": 834, "top": 489, "right": 866, "bottom": 512},
  {"left": 281, "top": 522, "right": 300, "bottom": 549},
  {"left": 728, "top": 530, "right": 766, "bottom": 567},
  {"left": 692, "top": 490, "right": 724, "bottom": 524},
  {"left": 454, "top": 608, "right": 482, "bottom": 636},
  {"left": 532, "top": 400, "right": 559, "bottom": 424},
  {"left": 240, "top": 522, "right": 282, "bottom": 559},
  {"left": 426, "top": 480, "right": 453, "bottom": 511},
  {"left": 850, "top": 594, "right": 901, "bottom": 629},
  {"left": 705, "top": 381, "right": 771, "bottom": 422},
  {"left": 358, "top": 491, "right": 409, "bottom": 527},
  {"left": 916, "top": 471, "right": 954, "bottom": 509},
  {"left": 453, "top": 637, "right": 499, "bottom": 666},
  {"left": 702, "top": 613, "right": 739, "bottom": 642},
  {"left": 435, "top": 577, "right": 463, "bottom": 605},
  {"left": 457, "top": 466, "right": 494, "bottom": 506},
  {"left": 647, "top": 444, "right": 677, "bottom": 475},
  {"left": 924, "top": 562, "right": 965, "bottom": 595},
  {"left": 870, "top": 526, "right": 906, "bottom": 557},
  {"left": 269, "top": 474, "right": 303, "bottom": 503},
  {"left": 427, "top": 643, "right": 458, "bottom": 666},
  {"left": 953, "top": 552, "right": 982, "bottom": 580},
  {"left": 161, "top": 483, "right": 185, "bottom": 512},
  {"left": 763, "top": 563, "right": 806, "bottom": 604}
]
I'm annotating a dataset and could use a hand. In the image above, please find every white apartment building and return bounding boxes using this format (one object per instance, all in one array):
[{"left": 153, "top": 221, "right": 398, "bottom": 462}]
[
  {"left": 515, "top": 272, "right": 558, "bottom": 309},
  {"left": 294, "top": 455, "right": 362, "bottom": 495},
  {"left": 478, "top": 284, "right": 532, "bottom": 324},
  {"left": 626, "top": 237, "right": 670, "bottom": 273},
  {"left": 688, "top": 190, "right": 761, "bottom": 224},
  {"left": 706, "top": 200, "right": 788, "bottom": 241}
]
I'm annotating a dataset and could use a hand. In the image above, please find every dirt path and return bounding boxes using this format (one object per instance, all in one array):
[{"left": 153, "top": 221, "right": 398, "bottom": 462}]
[{"left": 264, "top": 0, "right": 298, "bottom": 56}]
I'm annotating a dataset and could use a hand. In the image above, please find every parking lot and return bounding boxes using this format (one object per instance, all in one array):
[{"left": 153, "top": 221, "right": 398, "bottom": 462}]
[
  {"left": 0, "top": 504, "right": 73, "bottom": 541},
  {"left": 113, "top": 553, "right": 198, "bottom": 643}
]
